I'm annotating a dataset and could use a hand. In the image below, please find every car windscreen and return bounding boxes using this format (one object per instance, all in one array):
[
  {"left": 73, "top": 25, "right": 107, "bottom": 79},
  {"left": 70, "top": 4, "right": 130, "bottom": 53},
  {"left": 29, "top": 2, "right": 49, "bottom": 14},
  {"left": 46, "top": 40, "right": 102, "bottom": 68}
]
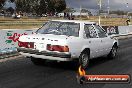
[{"left": 36, "top": 21, "right": 80, "bottom": 37}]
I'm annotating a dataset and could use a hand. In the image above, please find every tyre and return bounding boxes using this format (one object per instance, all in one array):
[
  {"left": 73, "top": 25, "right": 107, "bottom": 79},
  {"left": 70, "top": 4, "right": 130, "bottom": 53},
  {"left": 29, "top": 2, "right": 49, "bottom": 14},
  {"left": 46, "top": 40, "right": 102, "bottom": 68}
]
[
  {"left": 77, "top": 75, "right": 86, "bottom": 84},
  {"left": 31, "top": 57, "right": 46, "bottom": 65},
  {"left": 79, "top": 51, "right": 90, "bottom": 69},
  {"left": 108, "top": 45, "right": 118, "bottom": 59}
]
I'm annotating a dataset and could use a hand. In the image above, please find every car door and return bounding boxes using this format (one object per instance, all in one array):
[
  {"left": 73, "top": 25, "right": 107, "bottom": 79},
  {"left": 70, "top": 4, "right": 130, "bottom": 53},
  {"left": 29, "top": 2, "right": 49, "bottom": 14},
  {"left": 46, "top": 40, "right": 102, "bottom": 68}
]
[
  {"left": 83, "top": 24, "right": 103, "bottom": 58},
  {"left": 94, "top": 25, "right": 113, "bottom": 56}
]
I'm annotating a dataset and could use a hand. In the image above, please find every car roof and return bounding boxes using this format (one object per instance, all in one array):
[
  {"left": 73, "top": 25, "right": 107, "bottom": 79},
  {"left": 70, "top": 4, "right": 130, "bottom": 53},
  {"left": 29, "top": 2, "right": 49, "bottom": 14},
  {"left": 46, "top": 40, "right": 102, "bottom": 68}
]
[{"left": 51, "top": 20, "right": 96, "bottom": 24}]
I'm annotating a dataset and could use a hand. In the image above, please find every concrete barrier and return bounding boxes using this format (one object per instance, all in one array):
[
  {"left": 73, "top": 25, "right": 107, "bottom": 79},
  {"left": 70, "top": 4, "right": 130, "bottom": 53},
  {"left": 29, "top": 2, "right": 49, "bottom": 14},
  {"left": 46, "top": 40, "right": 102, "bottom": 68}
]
[
  {"left": 118, "top": 26, "right": 132, "bottom": 35},
  {"left": 0, "top": 29, "right": 37, "bottom": 58}
]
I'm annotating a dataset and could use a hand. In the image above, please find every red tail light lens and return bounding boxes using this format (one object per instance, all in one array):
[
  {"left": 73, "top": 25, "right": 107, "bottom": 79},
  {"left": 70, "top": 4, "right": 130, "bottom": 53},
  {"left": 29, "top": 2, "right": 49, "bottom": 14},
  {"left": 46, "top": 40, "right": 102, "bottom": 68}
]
[
  {"left": 18, "top": 41, "right": 28, "bottom": 47},
  {"left": 47, "top": 44, "right": 69, "bottom": 52},
  {"left": 28, "top": 42, "right": 34, "bottom": 48},
  {"left": 18, "top": 41, "right": 34, "bottom": 48}
]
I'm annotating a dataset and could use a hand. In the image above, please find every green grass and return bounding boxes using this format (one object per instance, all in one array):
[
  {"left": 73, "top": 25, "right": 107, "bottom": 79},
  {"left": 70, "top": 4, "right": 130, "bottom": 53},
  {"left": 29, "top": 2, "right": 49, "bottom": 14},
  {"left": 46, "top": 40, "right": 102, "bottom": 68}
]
[{"left": 0, "top": 16, "right": 129, "bottom": 29}]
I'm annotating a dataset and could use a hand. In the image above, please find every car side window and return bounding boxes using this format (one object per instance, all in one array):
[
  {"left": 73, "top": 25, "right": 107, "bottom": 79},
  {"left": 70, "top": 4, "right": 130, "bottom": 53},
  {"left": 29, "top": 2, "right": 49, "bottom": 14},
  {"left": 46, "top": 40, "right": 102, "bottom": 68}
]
[
  {"left": 59, "top": 22, "right": 80, "bottom": 37},
  {"left": 68, "top": 23, "right": 80, "bottom": 37},
  {"left": 84, "top": 24, "right": 98, "bottom": 38},
  {"left": 94, "top": 25, "right": 107, "bottom": 38}
]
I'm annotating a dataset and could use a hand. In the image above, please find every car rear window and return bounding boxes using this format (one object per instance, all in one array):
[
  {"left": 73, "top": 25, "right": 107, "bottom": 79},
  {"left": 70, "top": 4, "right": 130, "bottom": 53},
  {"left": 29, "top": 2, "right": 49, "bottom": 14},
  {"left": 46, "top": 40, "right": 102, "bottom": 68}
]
[{"left": 36, "top": 21, "right": 80, "bottom": 37}]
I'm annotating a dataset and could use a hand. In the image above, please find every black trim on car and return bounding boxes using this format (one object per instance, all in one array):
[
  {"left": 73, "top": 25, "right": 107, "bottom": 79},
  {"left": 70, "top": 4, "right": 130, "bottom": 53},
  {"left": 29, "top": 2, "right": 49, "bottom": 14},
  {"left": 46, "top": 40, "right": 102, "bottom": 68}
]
[{"left": 17, "top": 48, "right": 71, "bottom": 58}]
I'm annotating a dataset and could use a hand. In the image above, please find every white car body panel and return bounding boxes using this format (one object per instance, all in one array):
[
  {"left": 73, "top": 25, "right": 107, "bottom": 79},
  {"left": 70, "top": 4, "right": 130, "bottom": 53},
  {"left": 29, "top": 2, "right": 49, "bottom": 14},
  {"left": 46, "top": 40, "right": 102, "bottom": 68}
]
[{"left": 18, "top": 20, "right": 119, "bottom": 61}]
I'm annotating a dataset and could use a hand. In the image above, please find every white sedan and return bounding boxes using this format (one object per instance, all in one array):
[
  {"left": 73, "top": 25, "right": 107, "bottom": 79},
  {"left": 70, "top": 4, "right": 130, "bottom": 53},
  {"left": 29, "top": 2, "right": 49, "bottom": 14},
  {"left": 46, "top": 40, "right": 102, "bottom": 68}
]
[{"left": 17, "top": 20, "right": 119, "bottom": 68}]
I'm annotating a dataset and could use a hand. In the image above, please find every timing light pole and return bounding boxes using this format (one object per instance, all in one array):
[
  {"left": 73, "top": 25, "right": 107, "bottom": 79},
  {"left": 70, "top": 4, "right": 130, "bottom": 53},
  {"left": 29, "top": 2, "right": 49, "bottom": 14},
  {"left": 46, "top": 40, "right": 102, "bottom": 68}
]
[
  {"left": 126, "top": 3, "right": 129, "bottom": 18},
  {"left": 78, "top": 0, "right": 82, "bottom": 20},
  {"left": 98, "top": 0, "right": 102, "bottom": 25},
  {"left": 80, "top": 4, "right": 82, "bottom": 20},
  {"left": 107, "top": 0, "right": 110, "bottom": 15},
  {"left": 76, "top": 0, "right": 82, "bottom": 20}
]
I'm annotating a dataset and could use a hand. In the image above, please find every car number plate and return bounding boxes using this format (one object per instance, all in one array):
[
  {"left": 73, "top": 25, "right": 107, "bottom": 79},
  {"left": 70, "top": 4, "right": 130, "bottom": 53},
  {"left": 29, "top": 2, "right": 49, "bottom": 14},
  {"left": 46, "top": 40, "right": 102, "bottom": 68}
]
[{"left": 36, "top": 43, "right": 45, "bottom": 49}]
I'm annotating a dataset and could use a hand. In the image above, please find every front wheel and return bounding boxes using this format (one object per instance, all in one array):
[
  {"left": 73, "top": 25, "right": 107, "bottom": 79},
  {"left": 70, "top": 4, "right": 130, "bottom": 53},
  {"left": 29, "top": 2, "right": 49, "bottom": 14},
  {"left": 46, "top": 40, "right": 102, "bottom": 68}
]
[
  {"left": 108, "top": 46, "right": 118, "bottom": 59},
  {"left": 79, "top": 51, "right": 90, "bottom": 69}
]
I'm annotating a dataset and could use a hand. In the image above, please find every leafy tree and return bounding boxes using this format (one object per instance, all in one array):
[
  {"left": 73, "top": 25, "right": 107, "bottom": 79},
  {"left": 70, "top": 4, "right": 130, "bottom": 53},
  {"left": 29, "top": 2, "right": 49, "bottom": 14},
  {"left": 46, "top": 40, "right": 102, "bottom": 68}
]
[
  {"left": 81, "top": 9, "right": 88, "bottom": 13},
  {"left": 15, "top": 0, "right": 66, "bottom": 15},
  {"left": 53, "top": 0, "right": 66, "bottom": 13},
  {"left": 10, "top": 0, "right": 15, "bottom": 2},
  {"left": 63, "top": 8, "right": 75, "bottom": 13},
  {"left": 81, "top": 9, "right": 93, "bottom": 16},
  {"left": 0, "top": 0, "right": 5, "bottom": 9},
  {"left": 110, "top": 10, "right": 127, "bottom": 15}
]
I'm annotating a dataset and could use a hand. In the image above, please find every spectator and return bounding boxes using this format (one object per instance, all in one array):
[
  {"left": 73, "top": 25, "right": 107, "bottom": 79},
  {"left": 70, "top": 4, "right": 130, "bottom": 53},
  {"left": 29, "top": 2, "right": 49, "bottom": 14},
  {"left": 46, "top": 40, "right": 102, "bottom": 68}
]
[
  {"left": 64, "top": 12, "right": 66, "bottom": 18},
  {"left": 1, "top": 10, "right": 5, "bottom": 14},
  {"left": 126, "top": 18, "right": 130, "bottom": 26}
]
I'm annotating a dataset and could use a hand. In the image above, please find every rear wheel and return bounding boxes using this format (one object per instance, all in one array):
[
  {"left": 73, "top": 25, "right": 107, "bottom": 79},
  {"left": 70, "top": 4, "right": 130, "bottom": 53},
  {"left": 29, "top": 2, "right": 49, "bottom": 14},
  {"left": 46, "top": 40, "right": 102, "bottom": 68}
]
[
  {"left": 108, "top": 45, "right": 118, "bottom": 59},
  {"left": 31, "top": 57, "right": 46, "bottom": 65},
  {"left": 79, "top": 51, "right": 90, "bottom": 69}
]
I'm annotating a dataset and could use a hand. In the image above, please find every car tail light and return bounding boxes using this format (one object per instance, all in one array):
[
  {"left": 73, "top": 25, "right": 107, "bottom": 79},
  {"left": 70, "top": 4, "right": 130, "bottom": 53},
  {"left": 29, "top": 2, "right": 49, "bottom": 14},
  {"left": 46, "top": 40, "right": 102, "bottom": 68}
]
[
  {"left": 18, "top": 41, "right": 34, "bottom": 48},
  {"left": 18, "top": 41, "right": 28, "bottom": 47},
  {"left": 47, "top": 44, "right": 69, "bottom": 52},
  {"left": 28, "top": 42, "right": 34, "bottom": 48}
]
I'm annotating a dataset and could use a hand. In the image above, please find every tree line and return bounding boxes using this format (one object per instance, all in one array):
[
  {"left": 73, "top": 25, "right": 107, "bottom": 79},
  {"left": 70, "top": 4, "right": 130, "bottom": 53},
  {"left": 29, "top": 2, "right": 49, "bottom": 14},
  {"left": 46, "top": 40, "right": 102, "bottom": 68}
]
[
  {"left": 100, "top": 10, "right": 131, "bottom": 16},
  {"left": 0, "top": 0, "right": 66, "bottom": 15},
  {"left": 0, "top": 0, "right": 5, "bottom": 9}
]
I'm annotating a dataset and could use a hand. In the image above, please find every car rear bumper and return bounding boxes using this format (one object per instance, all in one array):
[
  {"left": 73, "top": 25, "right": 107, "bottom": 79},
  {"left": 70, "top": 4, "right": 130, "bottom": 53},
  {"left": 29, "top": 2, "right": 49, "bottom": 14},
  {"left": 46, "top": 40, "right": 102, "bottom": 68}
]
[{"left": 17, "top": 48, "right": 73, "bottom": 61}]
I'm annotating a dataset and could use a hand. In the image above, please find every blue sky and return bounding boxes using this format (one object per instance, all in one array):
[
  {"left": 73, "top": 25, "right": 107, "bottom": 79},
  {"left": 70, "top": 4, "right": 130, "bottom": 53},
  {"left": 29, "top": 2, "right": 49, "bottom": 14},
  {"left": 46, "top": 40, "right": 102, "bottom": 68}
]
[
  {"left": 3, "top": 0, "right": 16, "bottom": 9},
  {"left": 65, "top": 0, "right": 132, "bottom": 11}
]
